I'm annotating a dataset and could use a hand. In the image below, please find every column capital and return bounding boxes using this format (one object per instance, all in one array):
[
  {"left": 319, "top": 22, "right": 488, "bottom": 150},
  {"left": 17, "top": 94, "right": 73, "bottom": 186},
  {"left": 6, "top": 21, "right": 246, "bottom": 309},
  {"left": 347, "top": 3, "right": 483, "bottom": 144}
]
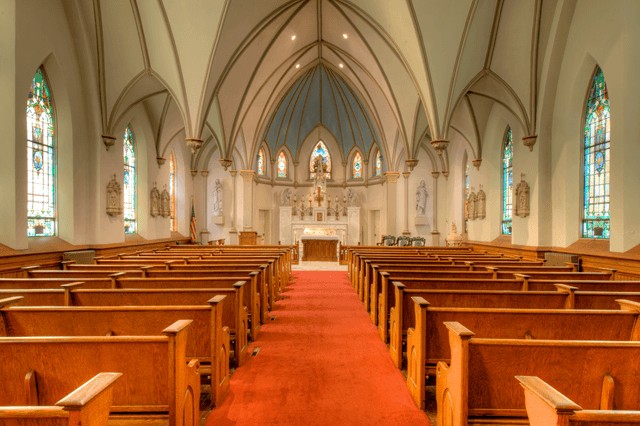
[
  {"left": 385, "top": 171, "right": 401, "bottom": 183},
  {"left": 190, "top": 170, "right": 198, "bottom": 178},
  {"left": 200, "top": 170, "right": 209, "bottom": 178},
  {"left": 522, "top": 135, "right": 537, "bottom": 152},
  {"left": 402, "top": 172, "right": 411, "bottom": 179},
  {"left": 185, "top": 138, "right": 203, "bottom": 154},
  {"left": 431, "top": 171, "right": 440, "bottom": 179},
  {"left": 240, "top": 170, "right": 255, "bottom": 182},
  {"left": 229, "top": 169, "right": 238, "bottom": 177}
]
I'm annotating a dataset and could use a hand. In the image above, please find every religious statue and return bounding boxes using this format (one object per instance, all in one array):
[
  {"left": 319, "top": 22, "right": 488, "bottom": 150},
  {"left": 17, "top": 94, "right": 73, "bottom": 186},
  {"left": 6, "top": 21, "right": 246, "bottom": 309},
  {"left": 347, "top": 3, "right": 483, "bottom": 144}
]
[
  {"left": 281, "top": 188, "right": 292, "bottom": 206},
  {"left": 514, "top": 174, "right": 530, "bottom": 217},
  {"left": 416, "top": 180, "right": 427, "bottom": 215},
  {"left": 150, "top": 183, "right": 160, "bottom": 217},
  {"left": 312, "top": 155, "right": 328, "bottom": 190},
  {"left": 347, "top": 188, "right": 358, "bottom": 206},
  {"left": 160, "top": 186, "right": 171, "bottom": 218},
  {"left": 476, "top": 185, "right": 486, "bottom": 220},
  {"left": 212, "top": 179, "right": 223, "bottom": 216},
  {"left": 467, "top": 189, "right": 477, "bottom": 220},
  {"left": 446, "top": 222, "right": 463, "bottom": 247},
  {"left": 106, "top": 174, "right": 122, "bottom": 217}
]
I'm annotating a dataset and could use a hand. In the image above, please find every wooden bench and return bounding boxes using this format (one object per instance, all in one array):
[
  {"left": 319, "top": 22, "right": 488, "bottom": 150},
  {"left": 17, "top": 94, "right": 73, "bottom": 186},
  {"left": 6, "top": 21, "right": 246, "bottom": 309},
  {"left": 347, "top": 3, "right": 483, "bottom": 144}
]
[
  {"left": 0, "top": 295, "right": 231, "bottom": 406},
  {"left": 426, "top": 321, "right": 640, "bottom": 425},
  {"left": 517, "top": 376, "right": 640, "bottom": 426},
  {"left": 0, "top": 372, "right": 121, "bottom": 426},
  {"left": 0, "top": 283, "right": 250, "bottom": 367},
  {"left": 0, "top": 319, "right": 200, "bottom": 425}
]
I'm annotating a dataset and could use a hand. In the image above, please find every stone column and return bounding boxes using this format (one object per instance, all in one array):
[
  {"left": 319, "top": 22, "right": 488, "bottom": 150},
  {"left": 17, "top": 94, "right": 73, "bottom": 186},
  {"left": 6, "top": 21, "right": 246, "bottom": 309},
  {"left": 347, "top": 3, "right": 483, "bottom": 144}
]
[
  {"left": 402, "top": 172, "right": 411, "bottom": 235},
  {"left": 240, "top": 170, "right": 255, "bottom": 230},
  {"left": 431, "top": 171, "right": 440, "bottom": 245},
  {"left": 229, "top": 170, "right": 238, "bottom": 244},
  {"left": 200, "top": 170, "right": 209, "bottom": 244},
  {"left": 385, "top": 172, "right": 400, "bottom": 235}
]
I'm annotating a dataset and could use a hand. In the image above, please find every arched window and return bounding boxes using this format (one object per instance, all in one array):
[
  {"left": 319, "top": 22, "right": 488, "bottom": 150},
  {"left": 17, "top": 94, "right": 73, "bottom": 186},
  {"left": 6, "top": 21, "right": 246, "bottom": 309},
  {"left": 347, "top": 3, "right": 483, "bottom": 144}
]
[
  {"left": 309, "top": 141, "right": 332, "bottom": 179},
  {"left": 123, "top": 126, "right": 136, "bottom": 234},
  {"left": 501, "top": 127, "right": 513, "bottom": 235},
  {"left": 169, "top": 151, "right": 177, "bottom": 232},
  {"left": 277, "top": 150, "right": 288, "bottom": 178},
  {"left": 464, "top": 160, "right": 470, "bottom": 232},
  {"left": 375, "top": 150, "right": 382, "bottom": 177},
  {"left": 352, "top": 151, "right": 362, "bottom": 178},
  {"left": 257, "top": 147, "right": 265, "bottom": 176},
  {"left": 582, "top": 66, "right": 610, "bottom": 239},
  {"left": 27, "top": 67, "right": 56, "bottom": 236}
]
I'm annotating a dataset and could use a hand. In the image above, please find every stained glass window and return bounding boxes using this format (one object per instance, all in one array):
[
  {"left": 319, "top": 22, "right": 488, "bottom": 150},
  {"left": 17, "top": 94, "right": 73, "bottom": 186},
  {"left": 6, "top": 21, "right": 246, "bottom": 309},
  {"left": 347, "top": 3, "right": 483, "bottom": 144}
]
[
  {"left": 502, "top": 127, "right": 513, "bottom": 235},
  {"left": 169, "top": 151, "right": 177, "bottom": 232},
  {"left": 27, "top": 68, "right": 56, "bottom": 237},
  {"left": 375, "top": 150, "right": 382, "bottom": 176},
  {"left": 257, "top": 147, "right": 265, "bottom": 176},
  {"left": 277, "top": 151, "right": 288, "bottom": 178},
  {"left": 465, "top": 160, "right": 470, "bottom": 232},
  {"left": 352, "top": 151, "right": 362, "bottom": 178},
  {"left": 123, "top": 126, "right": 136, "bottom": 234},
  {"left": 309, "top": 141, "right": 332, "bottom": 179},
  {"left": 582, "top": 67, "right": 610, "bottom": 239}
]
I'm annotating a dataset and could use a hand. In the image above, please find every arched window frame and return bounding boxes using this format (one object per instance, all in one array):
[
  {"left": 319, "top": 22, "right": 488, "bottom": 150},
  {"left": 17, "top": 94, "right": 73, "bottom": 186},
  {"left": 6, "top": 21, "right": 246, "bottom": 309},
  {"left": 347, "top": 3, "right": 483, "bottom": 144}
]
[
  {"left": 276, "top": 149, "right": 289, "bottom": 179},
  {"left": 27, "top": 67, "right": 57, "bottom": 237},
  {"left": 257, "top": 146, "right": 266, "bottom": 176},
  {"left": 169, "top": 151, "right": 177, "bottom": 232},
  {"left": 309, "top": 140, "right": 332, "bottom": 179},
  {"left": 351, "top": 150, "right": 363, "bottom": 179},
  {"left": 582, "top": 66, "right": 610, "bottom": 239},
  {"left": 501, "top": 126, "right": 513, "bottom": 235},
  {"left": 374, "top": 149, "right": 383, "bottom": 177},
  {"left": 123, "top": 126, "right": 137, "bottom": 234}
]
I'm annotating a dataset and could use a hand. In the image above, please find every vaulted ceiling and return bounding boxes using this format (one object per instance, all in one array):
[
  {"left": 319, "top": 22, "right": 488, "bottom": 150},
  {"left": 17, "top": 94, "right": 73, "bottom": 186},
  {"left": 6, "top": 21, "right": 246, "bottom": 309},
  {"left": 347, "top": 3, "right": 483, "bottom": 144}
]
[{"left": 64, "top": 0, "right": 563, "bottom": 174}]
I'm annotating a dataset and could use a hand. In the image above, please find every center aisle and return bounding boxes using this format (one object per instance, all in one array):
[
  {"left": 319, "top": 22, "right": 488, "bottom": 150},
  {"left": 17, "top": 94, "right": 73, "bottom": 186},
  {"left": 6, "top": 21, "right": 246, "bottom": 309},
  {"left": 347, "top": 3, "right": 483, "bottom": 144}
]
[{"left": 205, "top": 270, "right": 431, "bottom": 425}]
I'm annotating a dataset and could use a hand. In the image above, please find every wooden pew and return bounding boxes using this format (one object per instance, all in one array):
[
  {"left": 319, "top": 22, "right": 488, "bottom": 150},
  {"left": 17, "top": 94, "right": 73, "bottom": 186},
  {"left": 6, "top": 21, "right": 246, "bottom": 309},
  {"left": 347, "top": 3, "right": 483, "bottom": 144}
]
[
  {"left": 0, "top": 372, "right": 121, "bottom": 426},
  {"left": 0, "top": 320, "right": 200, "bottom": 425},
  {"left": 0, "top": 295, "right": 231, "bottom": 406},
  {"left": 389, "top": 291, "right": 640, "bottom": 371},
  {"left": 0, "top": 283, "right": 250, "bottom": 367},
  {"left": 529, "top": 279, "right": 640, "bottom": 292},
  {"left": 424, "top": 321, "right": 640, "bottom": 425},
  {"left": 517, "top": 376, "right": 640, "bottom": 426}
]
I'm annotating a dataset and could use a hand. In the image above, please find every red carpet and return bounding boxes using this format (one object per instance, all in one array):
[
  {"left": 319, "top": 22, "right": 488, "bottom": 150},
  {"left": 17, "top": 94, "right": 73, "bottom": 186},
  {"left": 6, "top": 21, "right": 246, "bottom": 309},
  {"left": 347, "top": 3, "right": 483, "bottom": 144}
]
[{"left": 205, "top": 270, "right": 431, "bottom": 425}]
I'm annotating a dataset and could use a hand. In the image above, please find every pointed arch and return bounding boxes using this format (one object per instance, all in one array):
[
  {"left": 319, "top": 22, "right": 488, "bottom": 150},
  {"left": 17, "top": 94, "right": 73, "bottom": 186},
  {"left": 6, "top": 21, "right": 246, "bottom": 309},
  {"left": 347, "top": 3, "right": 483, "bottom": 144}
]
[
  {"left": 375, "top": 148, "right": 383, "bottom": 177},
  {"left": 277, "top": 149, "right": 288, "bottom": 178},
  {"left": 309, "top": 140, "right": 332, "bottom": 179},
  {"left": 27, "top": 67, "right": 56, "bottom": 236},
  {"left": 501, "top": 126, "right": 513, "bottom": 235},
  {"left": 351, "top": 150, "right": 363, "bottom": 179},
  {"left": 123, "top": 126, "right": 137, "bottom": 234},
  {"left": 169, "top": 151, "right": 177, "bottom": 232},
  {"left": 582, "top": 66, "right": 610, "bottom": 239},
  {"left": 257, "top": 146, "right": 266, "bottom": 176}
]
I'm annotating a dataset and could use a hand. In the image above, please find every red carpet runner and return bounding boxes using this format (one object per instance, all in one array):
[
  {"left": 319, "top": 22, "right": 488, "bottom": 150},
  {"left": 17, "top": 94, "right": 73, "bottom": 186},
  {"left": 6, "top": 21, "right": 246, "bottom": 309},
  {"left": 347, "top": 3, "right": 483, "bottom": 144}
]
[{"left": 206, "top": 270, "right": 431, "bottom": 425}]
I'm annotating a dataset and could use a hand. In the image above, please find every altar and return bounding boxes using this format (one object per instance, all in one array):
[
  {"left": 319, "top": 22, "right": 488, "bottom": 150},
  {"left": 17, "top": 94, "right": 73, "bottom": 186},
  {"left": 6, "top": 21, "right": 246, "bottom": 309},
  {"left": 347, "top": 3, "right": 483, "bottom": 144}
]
[{"left": 300, "top": 235, "right": 340, "bottom": 261}]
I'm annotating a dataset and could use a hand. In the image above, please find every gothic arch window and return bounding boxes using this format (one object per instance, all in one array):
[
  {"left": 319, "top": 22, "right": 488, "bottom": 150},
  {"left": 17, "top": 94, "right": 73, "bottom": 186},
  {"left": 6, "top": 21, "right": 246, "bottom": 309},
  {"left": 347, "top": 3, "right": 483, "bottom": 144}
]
[
  {"left": 27, "top": 67, "right": 56, "bottom": 236},
  {"left": 277, "top": 150, "right": 288, "bottom": 178},
  {"left": 169, "top": 151, "right": 177, "bottom": 232},
  {"left": 501, "top": 126, "right": 513, "bottom": 235},
  {"left": 257, "top": 147, "right": 266, "bottom": 176},
  {"left": 464, "top": 159, "right": 470, "bottom": 232},
  {"left": 309, "top": 141, "right": 332, "bottom": 179},
  {"left": 352, "top": 150, "right": 363, "bottom": 178},
  {"left": 375, "top": 150, "right": 382, "bottom": 176},
  {"left": 123, "top": 126, "right": 137, "bottom": 234},
  {"left": 582, "top": 66, "right": 610, "bottom": 239}
]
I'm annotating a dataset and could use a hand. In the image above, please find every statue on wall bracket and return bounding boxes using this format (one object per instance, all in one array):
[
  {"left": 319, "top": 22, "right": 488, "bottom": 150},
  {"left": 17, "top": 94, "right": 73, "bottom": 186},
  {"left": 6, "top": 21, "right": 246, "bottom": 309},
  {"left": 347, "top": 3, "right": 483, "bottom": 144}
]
[
  {"left": 467, "top": 188, "right": 477, "bottom": 221},
  {"left": 514, "top": 174, "right": 530, "bottom": 217},
  {"left": 106, "top": 174, "right": 123, "bottom": 217},
  {"left": 150, "top": 183, "right": 160, "bottom": 217},
  {"left": 160, "top": 185, "right": 171, "bottom": 218},
  {"left": 476, "top": 185, "right": 486, "bottom": 219}
]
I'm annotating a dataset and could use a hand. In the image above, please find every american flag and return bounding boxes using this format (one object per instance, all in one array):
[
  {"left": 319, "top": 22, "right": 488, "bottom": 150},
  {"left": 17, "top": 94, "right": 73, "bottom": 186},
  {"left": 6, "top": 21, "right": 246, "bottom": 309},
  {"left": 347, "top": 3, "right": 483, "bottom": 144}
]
[{"left": 190, "top": 201, "right": 197, "bottom": 243}]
